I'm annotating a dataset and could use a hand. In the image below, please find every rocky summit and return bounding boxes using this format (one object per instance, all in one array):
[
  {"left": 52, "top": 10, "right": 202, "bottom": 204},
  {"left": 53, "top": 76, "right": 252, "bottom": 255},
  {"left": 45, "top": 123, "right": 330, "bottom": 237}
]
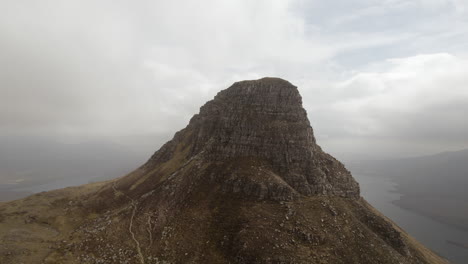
[
  {"left": 0, "top": 77, "right": 446, "bottom": 264},
  {"left": 137, "top": 77, "right": 359, "bottom": 201}
]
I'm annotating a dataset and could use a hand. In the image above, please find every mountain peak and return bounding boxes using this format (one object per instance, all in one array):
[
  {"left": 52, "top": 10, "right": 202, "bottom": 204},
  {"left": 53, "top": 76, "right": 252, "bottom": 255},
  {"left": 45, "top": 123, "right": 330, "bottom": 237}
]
[
  {"left": 142, "top": 78, "right": 359, "bottom": 200},
  {"left": 232, "top": 76, "right": 296, "bottom": 88},
  {"left": 214, "top": 77, "right": 300, "bottom": 105}
]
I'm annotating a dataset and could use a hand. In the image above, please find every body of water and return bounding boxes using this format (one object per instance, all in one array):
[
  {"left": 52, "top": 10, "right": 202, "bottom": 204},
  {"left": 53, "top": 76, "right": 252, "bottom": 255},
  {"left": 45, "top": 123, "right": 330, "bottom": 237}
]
[
  {"left": 0, "top": 175, "right": 109, "bottom": 202},
  {"left": 355, "top": 174, "right": 468, "bottom": 264}
]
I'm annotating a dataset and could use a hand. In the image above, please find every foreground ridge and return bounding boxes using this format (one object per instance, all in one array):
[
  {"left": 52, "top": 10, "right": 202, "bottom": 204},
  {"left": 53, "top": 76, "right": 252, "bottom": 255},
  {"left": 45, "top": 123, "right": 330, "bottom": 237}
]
[{"left": 0, "top": 77, "right": 447, "bottom": 264}]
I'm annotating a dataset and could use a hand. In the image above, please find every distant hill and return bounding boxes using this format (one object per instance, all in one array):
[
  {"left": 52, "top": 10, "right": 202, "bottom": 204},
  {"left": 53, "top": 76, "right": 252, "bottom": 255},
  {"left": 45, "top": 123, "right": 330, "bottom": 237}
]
[{"left": 347, "top": 149, "right": 468, "bottom": 231}]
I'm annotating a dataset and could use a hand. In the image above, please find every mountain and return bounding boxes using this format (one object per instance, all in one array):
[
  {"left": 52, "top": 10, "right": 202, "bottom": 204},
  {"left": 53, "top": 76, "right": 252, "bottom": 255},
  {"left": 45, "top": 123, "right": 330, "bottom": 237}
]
[
  {"left": 0, "top": 78, "right": 446, "bottom": 264},
  {"left": 347, "top": 149, "right": 468, "bottom": 232}
]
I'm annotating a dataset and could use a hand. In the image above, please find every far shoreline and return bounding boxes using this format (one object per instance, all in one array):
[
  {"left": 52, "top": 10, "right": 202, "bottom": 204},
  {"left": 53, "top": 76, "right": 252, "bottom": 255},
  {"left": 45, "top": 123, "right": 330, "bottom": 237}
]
[{"left": 392, "top": 194, "right": 468, "bottom": 233}]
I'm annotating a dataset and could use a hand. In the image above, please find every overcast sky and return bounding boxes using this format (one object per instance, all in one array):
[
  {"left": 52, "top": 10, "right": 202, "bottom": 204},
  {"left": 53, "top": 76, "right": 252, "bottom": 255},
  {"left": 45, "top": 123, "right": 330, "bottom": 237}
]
[{"left": 1, "top": 0, "right": 468, "bottom": 160}]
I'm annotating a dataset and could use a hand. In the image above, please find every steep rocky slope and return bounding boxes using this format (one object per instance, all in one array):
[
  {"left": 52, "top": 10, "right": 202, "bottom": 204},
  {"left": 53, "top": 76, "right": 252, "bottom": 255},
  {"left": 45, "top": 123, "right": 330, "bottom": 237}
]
[{"left": 0, "top": 78, "right": 446, "bottom": 264}]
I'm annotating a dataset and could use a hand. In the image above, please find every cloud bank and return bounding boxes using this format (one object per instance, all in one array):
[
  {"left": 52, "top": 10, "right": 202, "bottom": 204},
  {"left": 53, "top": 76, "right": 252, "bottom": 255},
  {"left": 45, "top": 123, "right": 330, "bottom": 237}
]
[{"left": 1, "top": 0, "right": 467, "bottom": 159}]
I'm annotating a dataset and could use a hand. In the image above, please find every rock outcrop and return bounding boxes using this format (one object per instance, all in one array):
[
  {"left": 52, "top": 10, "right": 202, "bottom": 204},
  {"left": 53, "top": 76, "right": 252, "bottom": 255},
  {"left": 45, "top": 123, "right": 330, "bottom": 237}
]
[{"left": 141, "top": 77, "right": 359, "bottom": 201}]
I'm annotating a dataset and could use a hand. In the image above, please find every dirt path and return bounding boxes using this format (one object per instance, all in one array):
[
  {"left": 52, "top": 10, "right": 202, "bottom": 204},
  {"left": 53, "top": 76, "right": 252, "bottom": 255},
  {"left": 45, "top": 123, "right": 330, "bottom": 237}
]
[
  {"left": 146, "top": 215, "right": 153, "bottom": 247},
  {"left": 112, "top": 183, "right": 145, "bottom": 264}
]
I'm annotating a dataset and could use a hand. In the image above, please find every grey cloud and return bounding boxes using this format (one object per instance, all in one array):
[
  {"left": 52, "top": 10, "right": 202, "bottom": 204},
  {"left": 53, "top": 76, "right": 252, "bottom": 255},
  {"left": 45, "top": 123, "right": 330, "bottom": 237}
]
[
  {"left": 1, "top": 0, "right": 467, "bottom": 160},
  {"left": 307, "top": 53, "right": 468, "bottom": 158}
]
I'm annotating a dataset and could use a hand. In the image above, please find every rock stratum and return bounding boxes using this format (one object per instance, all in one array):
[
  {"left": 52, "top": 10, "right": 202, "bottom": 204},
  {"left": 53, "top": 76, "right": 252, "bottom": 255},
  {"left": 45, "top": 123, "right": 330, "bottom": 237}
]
[{"left": 0, "top": 78, "right": 446, "bottom": 264}]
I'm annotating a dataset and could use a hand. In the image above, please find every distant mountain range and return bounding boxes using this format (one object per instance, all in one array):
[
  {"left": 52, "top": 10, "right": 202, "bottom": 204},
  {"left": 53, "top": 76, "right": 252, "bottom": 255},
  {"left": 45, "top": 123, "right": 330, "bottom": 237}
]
[{"left": 347, "top": 149, "right": 468, "bottom": 232}]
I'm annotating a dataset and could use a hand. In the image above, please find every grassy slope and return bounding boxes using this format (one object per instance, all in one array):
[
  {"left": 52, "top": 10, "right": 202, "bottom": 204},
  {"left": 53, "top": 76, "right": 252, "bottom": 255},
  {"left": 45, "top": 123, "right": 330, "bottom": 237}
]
[
  {"left": 0, "top": 181, "right": 109, "bottom": 264},
  {"left": 0, "top": 180, "right": 448, "bottom": 264}
]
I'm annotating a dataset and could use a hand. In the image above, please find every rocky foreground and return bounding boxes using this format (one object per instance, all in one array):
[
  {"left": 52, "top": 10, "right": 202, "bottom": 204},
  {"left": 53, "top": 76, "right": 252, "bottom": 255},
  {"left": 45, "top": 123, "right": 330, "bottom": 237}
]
[{"left": 0, "top": 78, "right": 447, "bottom": 263}]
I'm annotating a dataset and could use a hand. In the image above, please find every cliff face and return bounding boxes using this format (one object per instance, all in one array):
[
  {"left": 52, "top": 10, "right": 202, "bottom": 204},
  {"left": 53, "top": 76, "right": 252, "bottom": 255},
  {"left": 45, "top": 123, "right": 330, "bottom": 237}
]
[
  {"left": 0, "top": 78, "right": 447, "bottom": 264},
  {"left": 141, "top": 77, "right": 359, "bottom": 201}
]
